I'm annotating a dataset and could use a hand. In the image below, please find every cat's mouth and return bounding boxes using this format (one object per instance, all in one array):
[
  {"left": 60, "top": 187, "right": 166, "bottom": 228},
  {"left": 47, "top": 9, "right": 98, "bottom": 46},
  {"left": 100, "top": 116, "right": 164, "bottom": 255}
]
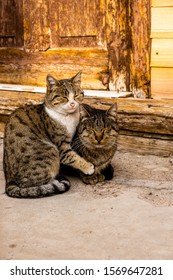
[
  {"left": 81, "top": 137, "right": 105, "bottom": 149},
  {"left": 93, "top": 143, "right": 104, "bottom": 148},
  {"left": 67, "top": 108, "right": 77, "bottom": 113}
]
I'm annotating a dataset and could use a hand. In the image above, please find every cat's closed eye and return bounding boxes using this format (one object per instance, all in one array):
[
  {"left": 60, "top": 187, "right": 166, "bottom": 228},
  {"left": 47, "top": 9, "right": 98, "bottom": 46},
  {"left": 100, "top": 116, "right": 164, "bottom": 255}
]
[{"left": 74, "top": 91, "right": 84, "bottom": 100}]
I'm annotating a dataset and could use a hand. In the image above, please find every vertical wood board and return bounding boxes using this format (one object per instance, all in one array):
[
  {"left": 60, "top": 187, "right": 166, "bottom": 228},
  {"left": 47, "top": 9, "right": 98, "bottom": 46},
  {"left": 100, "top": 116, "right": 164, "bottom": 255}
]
[
  {"left": 106, "top": 0, "right": 129, "bottom": 91},
  {"left": 130, "top": 0, "right": 151, "bottom": 97}
]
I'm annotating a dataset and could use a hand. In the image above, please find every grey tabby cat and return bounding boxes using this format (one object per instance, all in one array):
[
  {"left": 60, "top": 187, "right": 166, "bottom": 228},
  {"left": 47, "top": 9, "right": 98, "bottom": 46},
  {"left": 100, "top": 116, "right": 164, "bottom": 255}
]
[
  {"left": 71, "top": 103, "right": 119, "bottom": 184},
  {"left": 3, "top": 72, "right": 94, "bottom": 198}
]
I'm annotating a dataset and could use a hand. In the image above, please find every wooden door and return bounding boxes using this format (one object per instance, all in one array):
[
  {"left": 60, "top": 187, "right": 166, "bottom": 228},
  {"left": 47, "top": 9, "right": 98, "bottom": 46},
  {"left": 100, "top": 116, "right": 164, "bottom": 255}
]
[
  {"left": 0, "top": 0, "right": 151, "bottom": 95},
  {"left": 0, "top": 0, "right": 108, "bottom": 89},
  {"left": 23, "top": 0, "right": 106, "bottom": 50}
]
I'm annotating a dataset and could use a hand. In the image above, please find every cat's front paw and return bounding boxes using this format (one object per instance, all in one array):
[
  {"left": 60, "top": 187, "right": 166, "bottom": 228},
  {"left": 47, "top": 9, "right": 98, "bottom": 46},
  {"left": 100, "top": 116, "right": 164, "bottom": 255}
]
[
  {"left": 84, "top": 163, "right": 95, "bottom": 175},
  {"left": 81, "top": 173, "right": 105, "bottom": 185}
]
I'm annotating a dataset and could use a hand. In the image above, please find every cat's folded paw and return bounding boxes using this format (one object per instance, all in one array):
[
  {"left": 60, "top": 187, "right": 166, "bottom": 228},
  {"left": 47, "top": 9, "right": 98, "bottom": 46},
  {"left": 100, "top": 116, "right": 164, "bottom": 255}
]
[
  {"left": 84, "top": 163, "right": 95, "bottom": 175},
  {"left": 81, "top": 173, "right": 105, "bottom": 185}
]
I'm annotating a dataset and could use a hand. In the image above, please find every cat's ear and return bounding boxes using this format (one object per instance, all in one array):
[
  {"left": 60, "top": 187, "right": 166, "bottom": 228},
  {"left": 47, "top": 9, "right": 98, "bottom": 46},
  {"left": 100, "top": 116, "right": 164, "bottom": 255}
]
[
  {"left": 71, "top": 71, "right": 82, "bottom": 87},
  {"left": 106, "top": 103, "right": 117, "bottom": 120},
  {"left": 79, "top": 104, "right": 91, "bottom": 121},
  {"left": 47, "top": 75, "right": 58, "bottom": 88}
]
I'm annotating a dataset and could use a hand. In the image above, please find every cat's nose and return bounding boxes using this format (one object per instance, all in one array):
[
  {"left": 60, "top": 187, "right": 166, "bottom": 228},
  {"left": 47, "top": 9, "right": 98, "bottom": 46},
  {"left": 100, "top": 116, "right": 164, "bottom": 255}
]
[
  {"left": 95, "top": 132, "right": 103, "bottom": 143},
  {"left": 70, "top": 102, "right": 75, "bottom": 108}
]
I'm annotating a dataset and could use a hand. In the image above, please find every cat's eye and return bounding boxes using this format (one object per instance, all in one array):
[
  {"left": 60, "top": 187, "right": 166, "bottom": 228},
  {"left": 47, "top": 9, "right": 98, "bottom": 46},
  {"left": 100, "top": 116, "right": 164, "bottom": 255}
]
[
  {"left": 74, "top": 93, "right": 79, "bottom": 98},
  {"left": 75, "top": 91, "right": 84, "bottom": 101},
  {"left": 51, "top": 95, "right": 60, "bottom": 102},
  {"left": 64, "top": 89, "right": 69, "bottom": 96}
]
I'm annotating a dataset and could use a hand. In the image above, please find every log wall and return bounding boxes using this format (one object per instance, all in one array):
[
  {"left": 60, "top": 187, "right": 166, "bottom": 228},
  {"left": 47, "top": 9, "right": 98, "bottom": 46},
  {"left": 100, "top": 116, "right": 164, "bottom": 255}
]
[{"left": 1, "top": 90, "right": 173, "bottom": 157}]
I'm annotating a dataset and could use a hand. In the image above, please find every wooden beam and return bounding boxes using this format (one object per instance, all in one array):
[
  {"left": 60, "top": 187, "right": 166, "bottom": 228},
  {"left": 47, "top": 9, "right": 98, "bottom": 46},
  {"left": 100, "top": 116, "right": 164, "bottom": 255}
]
[
  {"left": 0, "top": 48, "right": 108, "bottom": 90},
  {"left": 1, "top": 90, "right": 173, "bottom": 156},
  {"left": 118, "top": 135, "right": 173, "bottom": 157}
]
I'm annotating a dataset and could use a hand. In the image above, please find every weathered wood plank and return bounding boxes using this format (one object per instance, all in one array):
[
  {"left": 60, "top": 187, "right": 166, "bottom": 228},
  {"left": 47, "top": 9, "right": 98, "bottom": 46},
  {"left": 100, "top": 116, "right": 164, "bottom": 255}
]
[
  {"left": 59, "top": 0, "right": 97, "bottom": 37},
  {"left": 1, "top": 90, "right": 173, "bottom": 156},
  {"left": 130, "top": 0, "right": 151, "bottom": 98},
  {"left": 106, "top": 0, "right": 150, "bottom": 97},
  {"left": 0, "top": 48, "right": 108, "bottom": 89},
  {"left": 151, "top": 68, "right": 173, "bottom": 98},
  {"left": 23, "top": 0, "right": 50, "bottom": 51},
  {"left": 118, "top": 135, "right": 173, "bottom": 157},
  {"left": 1, "top": 90, "right": 173, "bottom": 135},
  {"left": 106, "top": 0, "right": 129, "bottom": 91}
]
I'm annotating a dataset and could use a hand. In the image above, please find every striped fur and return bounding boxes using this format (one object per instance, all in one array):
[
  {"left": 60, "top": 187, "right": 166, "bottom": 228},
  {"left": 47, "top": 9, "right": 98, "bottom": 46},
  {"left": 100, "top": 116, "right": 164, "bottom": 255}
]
[
  {"left": 71, "top": 104, "right": 119, "bottom": 185},
  {"left": 3, "top": 73, "right": 94, "bottom": 198}
]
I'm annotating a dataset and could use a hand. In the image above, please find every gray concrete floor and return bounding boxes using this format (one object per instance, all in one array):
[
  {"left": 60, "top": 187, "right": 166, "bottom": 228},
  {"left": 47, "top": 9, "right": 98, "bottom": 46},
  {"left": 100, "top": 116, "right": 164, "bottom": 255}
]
[{"left": 1, "top": 139, "right": 173, "bottom": 260}]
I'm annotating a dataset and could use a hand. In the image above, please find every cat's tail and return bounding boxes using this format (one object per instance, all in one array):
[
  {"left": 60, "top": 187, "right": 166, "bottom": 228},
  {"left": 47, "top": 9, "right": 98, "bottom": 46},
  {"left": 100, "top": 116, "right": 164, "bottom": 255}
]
[{"left": 6, "top": 176, "right": 71, "bottom": 198}]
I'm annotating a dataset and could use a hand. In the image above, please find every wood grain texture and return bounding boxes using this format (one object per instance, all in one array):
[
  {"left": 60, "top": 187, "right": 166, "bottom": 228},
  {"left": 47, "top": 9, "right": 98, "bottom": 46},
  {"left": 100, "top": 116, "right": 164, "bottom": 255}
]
[
  {"left": 59, "top": 0, "right": 97, "bottom": 37},
  {"left": 106, "top": 0, "right": 150, "bottom": 96},
  {"left": 23, "top": 0, "right": 50, "bottom": 51},
  {"left": 106, "top": 0, "right": 129, "bottom": 91},
  {"left": 130, "top": 0, "right": 151, "bottom": 98},
  {"left": 0, "top": 0, "right": 23, "bottom": 47},
  {"left": 0, "top": 48, "right": 108, "bottom": 89},
  {"left": 118, "top": 135, "right": 173, "bottom": 157}
]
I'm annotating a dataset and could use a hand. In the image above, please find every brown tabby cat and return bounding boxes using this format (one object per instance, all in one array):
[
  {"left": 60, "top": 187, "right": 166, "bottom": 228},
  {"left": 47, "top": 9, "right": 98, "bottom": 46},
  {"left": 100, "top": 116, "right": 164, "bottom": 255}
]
[
  {"left": 3, "top": 72, "right": 94, "bottom": 198},
  {"left": 71, "top": 103, "right": 119, "bottom": 184}
]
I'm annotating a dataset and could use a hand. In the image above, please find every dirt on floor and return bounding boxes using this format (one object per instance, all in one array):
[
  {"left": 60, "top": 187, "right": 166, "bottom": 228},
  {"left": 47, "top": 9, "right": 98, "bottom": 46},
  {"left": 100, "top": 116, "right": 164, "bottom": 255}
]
[{"left": 0, "top": 138, "right": 173, "bottom": 260}]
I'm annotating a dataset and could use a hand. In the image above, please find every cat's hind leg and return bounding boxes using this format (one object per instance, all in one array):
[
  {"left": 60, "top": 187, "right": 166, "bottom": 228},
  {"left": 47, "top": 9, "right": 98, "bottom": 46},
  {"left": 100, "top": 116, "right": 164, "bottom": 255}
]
[{"left": 5, "top": 143, "right": 71, "bottom": 198}]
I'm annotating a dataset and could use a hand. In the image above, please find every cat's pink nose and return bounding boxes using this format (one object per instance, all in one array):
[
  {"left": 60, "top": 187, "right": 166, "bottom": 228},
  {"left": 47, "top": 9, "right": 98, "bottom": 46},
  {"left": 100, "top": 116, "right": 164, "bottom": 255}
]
[{"left": 70, "top": 102, "right": 75, "bottom": 108}]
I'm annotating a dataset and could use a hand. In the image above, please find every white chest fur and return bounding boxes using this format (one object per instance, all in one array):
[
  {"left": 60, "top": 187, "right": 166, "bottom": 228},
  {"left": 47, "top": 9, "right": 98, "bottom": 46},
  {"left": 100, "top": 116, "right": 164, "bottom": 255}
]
[{"left": 45, "top": 106, "right": 79, "bottom": 138}]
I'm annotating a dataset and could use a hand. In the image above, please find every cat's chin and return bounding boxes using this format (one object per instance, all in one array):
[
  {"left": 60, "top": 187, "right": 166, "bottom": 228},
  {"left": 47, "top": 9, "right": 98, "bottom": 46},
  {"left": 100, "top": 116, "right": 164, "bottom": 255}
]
[
  {"left": 93, "top": 144, "right": 104, "bottom": 149},
  {"left": 66, "top": 108, "right": 78, "bottom": 114},
  {"left": 87, "top": 143, "right": 105, "bottom": 150}
]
